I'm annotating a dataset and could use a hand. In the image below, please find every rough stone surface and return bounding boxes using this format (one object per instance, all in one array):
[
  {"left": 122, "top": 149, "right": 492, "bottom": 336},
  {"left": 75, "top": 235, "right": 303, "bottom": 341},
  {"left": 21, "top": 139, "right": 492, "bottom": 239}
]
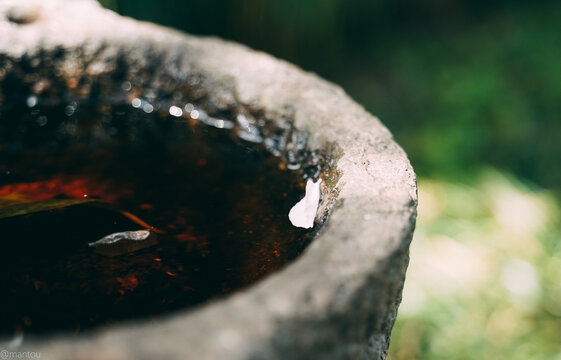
[{"left": 0, "top": 1, "right": 418, "bottom": 359}]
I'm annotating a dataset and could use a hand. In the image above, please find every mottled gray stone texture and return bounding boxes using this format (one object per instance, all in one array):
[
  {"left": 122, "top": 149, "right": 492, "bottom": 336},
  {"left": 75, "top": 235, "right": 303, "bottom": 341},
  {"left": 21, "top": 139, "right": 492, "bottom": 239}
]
[{"left": 0, "top": 0, "right": 417, "bottom": 359}]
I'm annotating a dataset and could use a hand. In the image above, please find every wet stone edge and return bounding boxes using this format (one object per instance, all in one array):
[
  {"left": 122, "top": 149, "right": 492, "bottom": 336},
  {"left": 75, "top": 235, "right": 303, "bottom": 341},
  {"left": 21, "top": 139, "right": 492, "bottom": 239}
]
[{"left": 0, "top": 47, "right": 327, "bottom": 182}]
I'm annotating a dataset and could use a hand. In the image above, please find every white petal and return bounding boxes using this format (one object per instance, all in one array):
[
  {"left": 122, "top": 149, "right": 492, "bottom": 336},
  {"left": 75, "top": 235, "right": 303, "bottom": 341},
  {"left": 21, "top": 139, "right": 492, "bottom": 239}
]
[{"left": 288, "top": 178, "right": 321, "bottom": 229}]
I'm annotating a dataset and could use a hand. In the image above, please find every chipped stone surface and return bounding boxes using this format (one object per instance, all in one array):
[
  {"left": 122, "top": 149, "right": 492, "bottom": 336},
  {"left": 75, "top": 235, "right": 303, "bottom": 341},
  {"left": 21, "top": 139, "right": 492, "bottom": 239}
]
[{"left": 0, "top": 1, "right": 417, "bottom": 359}]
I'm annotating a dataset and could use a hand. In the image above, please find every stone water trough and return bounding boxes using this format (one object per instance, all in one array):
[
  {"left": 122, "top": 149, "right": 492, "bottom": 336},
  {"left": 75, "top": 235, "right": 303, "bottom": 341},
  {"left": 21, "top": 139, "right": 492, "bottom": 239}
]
[{"left": 0, "top": 1, "right": 417, "bottom": 359}]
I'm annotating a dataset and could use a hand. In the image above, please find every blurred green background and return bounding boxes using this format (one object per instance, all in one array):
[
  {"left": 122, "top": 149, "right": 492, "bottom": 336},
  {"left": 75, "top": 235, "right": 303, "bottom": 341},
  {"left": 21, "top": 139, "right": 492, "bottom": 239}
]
[{"left": 100, "top": 1, "right": 561, "bottom": 359}]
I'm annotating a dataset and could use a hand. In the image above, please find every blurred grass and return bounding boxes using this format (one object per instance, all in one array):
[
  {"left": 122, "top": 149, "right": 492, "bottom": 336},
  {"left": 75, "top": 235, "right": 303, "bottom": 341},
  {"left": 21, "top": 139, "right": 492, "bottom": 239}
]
[
  {"left": 391, "top": 171, "right": 561, "bottom": 359},
  {"left": 100, "top": 1, "right": 561, "bottom": 358}
]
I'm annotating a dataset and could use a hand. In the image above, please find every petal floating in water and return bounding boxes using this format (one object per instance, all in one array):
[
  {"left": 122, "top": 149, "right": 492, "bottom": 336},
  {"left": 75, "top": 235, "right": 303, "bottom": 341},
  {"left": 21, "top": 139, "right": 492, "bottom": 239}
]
[{"left": 89, "top": 229, "right": 158, "bottom": 256}]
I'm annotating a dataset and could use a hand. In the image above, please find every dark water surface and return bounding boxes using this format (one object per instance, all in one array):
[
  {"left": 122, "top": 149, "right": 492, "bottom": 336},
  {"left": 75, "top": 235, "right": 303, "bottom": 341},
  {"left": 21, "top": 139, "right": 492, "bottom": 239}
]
[{"left": 0, "top": 103, "right": 312, "bottom": 335}]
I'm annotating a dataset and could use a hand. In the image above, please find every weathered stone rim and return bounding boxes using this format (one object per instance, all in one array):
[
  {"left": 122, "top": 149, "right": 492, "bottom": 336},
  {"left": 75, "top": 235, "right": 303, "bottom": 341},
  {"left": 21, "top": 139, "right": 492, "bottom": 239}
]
[{"left": 0, "top": 1, "right": 417, "bottom": 359}]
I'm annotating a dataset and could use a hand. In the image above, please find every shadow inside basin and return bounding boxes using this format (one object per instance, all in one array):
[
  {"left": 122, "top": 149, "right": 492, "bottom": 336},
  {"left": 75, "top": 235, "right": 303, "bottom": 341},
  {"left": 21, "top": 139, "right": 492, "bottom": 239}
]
[{"left": 0, "top": 102, "right": 315, "bottom": 336}]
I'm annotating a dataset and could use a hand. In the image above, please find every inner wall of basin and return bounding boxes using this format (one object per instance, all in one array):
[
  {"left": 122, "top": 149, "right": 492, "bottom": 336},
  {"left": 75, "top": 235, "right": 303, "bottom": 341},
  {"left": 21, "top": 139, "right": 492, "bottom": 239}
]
[{"left": 0, "top": 74, "right": 320, "bottom": 336}]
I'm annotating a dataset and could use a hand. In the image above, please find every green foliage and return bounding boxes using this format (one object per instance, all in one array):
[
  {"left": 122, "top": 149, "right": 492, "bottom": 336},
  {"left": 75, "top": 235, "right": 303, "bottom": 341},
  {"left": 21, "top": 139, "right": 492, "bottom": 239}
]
[{"left": 345, "top": 3, "right": 561, "bottom": 189}]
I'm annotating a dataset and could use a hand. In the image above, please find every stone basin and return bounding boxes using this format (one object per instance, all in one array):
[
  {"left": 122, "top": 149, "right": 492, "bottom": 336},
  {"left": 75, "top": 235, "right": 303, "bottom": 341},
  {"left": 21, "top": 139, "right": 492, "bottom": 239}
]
[{"left": 0, "top": 1, "right": 417, "bottom": 359}]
